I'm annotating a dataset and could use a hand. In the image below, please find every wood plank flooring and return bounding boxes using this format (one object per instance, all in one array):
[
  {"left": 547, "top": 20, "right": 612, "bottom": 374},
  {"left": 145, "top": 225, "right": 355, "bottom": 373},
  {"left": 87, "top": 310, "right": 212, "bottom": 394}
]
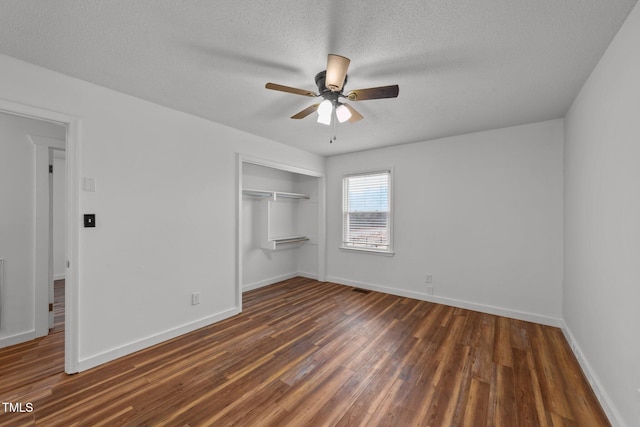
[{"left": 0, "top": 277, "right": 609, "bottom": 426}]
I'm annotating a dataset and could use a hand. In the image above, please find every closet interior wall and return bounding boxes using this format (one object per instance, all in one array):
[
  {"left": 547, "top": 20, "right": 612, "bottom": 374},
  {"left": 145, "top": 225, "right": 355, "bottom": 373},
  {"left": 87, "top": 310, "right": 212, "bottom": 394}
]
[{"left": 242, "top": 163, "right": 319, "bottom": 291}]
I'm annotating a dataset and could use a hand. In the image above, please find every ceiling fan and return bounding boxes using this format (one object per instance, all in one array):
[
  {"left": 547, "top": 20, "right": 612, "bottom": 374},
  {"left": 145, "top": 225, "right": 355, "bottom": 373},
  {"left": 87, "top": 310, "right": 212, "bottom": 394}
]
[{"left": 265, "top": 54, "right": 399, "bottom": 126}]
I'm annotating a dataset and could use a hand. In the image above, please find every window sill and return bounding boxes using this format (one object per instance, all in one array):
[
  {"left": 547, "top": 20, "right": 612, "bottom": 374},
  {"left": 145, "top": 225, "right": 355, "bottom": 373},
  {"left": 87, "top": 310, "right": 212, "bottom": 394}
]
[{"left": 340, "top": 246, "right": 395, "bottom": 257}]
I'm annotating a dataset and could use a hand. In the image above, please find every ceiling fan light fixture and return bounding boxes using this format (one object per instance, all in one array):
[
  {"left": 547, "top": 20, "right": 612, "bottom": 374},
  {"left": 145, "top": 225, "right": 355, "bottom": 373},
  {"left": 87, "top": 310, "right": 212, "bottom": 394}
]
[
  {"left": 317, "top": 112, "right": 332, "bottom": 125},
  {"left": 326, "top": 54, "right": 350, "bottom": 92},
  {"left": 317, "top": 99, "right": 333, "bottom": 125},
  {"left": 335, "top": 104, "right": 352, "bottom": 123},
  {"left": 317, "top": 99, "right": 332, "bottom": 115},
  {"left": 265, "top": 54, "right": 399, "bottom": 128}
]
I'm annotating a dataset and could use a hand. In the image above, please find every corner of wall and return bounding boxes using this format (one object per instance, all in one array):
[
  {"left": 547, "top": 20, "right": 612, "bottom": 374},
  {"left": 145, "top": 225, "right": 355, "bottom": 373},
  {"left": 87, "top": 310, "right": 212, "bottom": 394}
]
[{"left": 560, "top": 320, "right": 624, "bottom": 427}]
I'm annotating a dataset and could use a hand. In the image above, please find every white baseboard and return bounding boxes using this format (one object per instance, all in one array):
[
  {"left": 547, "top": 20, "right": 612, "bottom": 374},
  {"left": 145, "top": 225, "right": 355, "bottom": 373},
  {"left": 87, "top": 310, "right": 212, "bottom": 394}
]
[
  {"left": 78, "top": 306, "right": 240, "bottom": 372},
  {"left": 296, "top": 271, "right": 318, "bottom": 280},
  {"left": 243, "top": 271, "right": 319, "bottom": 293},
  {"left": 0, "top": 329, "right": 38, "bottom": 348},
  {"left": 326, "top": 276, "right": 562, "bottom": 327},
  {"left": 560, "top": 321, "right": 623, "bottom": 427},
  {"left": 243, "top": 272, "right": 299, "bottom": 292}
]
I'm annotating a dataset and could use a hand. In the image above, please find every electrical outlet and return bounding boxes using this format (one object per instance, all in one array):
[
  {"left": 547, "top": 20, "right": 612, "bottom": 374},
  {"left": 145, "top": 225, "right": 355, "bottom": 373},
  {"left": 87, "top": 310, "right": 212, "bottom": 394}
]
[
  {"left": 425, "top": 274, "right": 432, "bottom": 284},
  {"left": 192, "top": 292, "right": 200, "bottom": 305},
  {"left": 426, "top": 286, "right": 434, "bottom": 296}
]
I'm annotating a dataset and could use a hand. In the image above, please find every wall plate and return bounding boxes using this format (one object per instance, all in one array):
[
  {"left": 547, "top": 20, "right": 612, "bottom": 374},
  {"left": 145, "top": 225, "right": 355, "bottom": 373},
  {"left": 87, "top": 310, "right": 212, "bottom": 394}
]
[{"left": 83, "top": 214, "right": 96, "bottom": 228}]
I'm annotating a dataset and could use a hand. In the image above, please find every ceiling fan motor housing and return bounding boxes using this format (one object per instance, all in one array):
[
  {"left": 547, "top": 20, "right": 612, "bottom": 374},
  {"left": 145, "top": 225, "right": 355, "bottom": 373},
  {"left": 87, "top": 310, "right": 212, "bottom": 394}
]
[{"left": 315, "top": 70, "right": 347, "bottom": 95}]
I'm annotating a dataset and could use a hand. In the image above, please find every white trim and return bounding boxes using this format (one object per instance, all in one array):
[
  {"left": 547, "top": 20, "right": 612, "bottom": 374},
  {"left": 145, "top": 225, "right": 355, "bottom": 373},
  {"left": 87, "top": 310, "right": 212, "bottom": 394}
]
[
  {"left": 64, "top": 118, "right": 81, "bottom": 373},
  {"left": 53, "top": 274, "right": 66, "bottom": 281},
  {"left": 242, "top": 271, "right": 318, "bottom": 293},
  {"left": 78, "top": 306, "right": 240, "bottom": 372},
  {"left": 326, "top": 275, "right": 563, "bottom": 327},
  {"left": 0, "top": 330, "right": 38, "bottom": 348},
  {"left": 297, "top": 271, "right": 318, "bottom": 281},
  {"left": 28, "top": 135, "right": 65, "bottom": 149},
  {"left": 0, "top": 97, "right": 81, "bottom": 374},
  {"left": 236, "top": 154, "right": 243, "bottom": 312},
  {"left": 33, "top": 142, "right": 51, "bottom": 340},
  {"left": 343, "top": 169, "right": 392, "bottom": 178},
  {"left": 0, "top": 100, "right": 74, "bottom": 126},
  {"left": 560, "top": 321, "right": 622, "bottom": 427},
  {"left": 0, "top": 259, "right": 3, "bottom": 331},
  {"left": 241, "top": 154, "right": 323, "bottom": 178},
  {"left": 242, "top": 272, "right": 299, "bottom": 292},
  {"left": 339, "top": 246, "right": 395, "bottom": 257}
]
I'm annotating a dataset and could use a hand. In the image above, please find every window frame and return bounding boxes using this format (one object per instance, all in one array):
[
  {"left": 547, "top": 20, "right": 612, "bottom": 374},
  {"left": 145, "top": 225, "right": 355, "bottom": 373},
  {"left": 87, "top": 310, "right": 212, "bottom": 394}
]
[{"left": 341, "top": 169, "right": 394, "bottom": 256}]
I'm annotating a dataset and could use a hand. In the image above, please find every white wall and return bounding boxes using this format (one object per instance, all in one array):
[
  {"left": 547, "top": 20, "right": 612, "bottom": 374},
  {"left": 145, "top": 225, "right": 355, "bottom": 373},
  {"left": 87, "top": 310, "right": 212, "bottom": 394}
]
[
  {"left": 0, "top": 53, "right": 323, "bottom": 369},
  {"left": 295, "top": 174, "right": 320, "bottom": 278},
  {"left": 0, "top": 112, "right": 65, "bottom": 344},
  {"left": 563, "top": 2, "right": 640, "bottom": 426},
  {"left": 53, "top": 152, "right": 66, "bottom": 280},
  {"left": 326, "top": 119, "right": 564, "bottom": 325}
]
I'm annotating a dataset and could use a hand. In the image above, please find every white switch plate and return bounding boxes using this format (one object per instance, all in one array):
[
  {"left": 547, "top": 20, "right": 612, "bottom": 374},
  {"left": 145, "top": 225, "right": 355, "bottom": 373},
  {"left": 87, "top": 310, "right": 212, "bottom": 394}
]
[
  {"left": 425, "top": 274, "right": 432, "bottom": 283},
  {"left": 191, "top": 292, "right": 200, "bottom": 305},
  {"left": 82, "top": 177, "right": 96, "bottom": 192}
]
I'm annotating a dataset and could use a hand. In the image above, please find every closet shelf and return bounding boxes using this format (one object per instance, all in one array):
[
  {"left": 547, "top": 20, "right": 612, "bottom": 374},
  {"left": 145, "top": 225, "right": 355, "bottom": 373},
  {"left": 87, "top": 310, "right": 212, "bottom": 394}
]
[
  {"left": 262, "top": 235, "right": 309, "bottom": 250},
  {"left": 243, "top": 188, "right": 309, "bottom": 200},
  {"left": 272, "top": 236, "right": 309, "bottom": 244},
  {"left": 244, "top": 188, "right": 310, "bottom": 251}
]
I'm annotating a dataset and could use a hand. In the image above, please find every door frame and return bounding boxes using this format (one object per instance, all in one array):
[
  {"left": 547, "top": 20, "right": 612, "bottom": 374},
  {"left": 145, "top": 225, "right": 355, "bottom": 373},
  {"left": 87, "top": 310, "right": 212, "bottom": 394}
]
[
  {"left": 29, "top": 136, "right": 65, "bottom": 336},
  {"left": 0, "top": 98, "right": 80, "bottom": 373}
]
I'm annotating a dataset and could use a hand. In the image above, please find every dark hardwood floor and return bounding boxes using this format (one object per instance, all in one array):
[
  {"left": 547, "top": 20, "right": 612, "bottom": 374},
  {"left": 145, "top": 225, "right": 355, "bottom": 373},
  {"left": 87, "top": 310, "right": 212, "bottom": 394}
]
[
  {"left": 0, "top": 277, "right": 609, "bottom": 426},
  {"left": 51, "top": 279, "right": 65, "bottom": 334}
]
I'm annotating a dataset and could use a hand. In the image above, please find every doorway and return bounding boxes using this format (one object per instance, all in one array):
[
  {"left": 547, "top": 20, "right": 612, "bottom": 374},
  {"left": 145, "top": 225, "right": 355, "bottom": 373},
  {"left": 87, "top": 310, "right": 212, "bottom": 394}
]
[
  {"left": 0, "top": 111, "right": 64, "bottom": 342},
  {"left": 49, "top": 148, "right": 66, "bottom": 332},
  {"left": 0, "top": 99, "right": 80, "bottom": 374}
]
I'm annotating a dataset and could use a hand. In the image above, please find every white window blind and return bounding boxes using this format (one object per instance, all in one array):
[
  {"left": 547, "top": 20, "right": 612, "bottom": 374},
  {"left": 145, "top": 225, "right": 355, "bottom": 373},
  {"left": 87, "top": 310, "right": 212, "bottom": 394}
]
[{"left": 342, "top": 171, "right": 392, "bottom": 252}]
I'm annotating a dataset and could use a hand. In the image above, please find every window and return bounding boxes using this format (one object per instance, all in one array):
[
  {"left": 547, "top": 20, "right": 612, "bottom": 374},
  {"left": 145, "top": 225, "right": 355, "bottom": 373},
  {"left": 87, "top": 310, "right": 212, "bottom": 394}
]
[{"left": 342, "top": 170, "right": 393, "bottom": 254}]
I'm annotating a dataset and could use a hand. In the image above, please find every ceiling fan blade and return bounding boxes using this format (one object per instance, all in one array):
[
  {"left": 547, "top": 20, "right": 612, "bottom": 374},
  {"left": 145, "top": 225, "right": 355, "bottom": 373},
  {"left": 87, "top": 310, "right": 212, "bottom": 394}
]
[
  {"left": 265, "top": 83, "right": 317, "bottom": 97},
  {"left": 291, "top": 104, "right": 320, "bottom": 119},
  {"left": 325, "top": 54, "right": 350, "bottom": 92},
  {"left": 343, "top": 103, "right": 364, "bottom": 123},
  {"left": 346, "top": 85, "right": 399, "bottom": 101}
]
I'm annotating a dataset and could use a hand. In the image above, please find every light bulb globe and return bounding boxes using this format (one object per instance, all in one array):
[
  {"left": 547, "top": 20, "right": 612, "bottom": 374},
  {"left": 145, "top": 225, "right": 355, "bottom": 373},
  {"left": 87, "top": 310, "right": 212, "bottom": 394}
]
[{"left": 335, "top": 104, "right": 352, "bottom": 123}]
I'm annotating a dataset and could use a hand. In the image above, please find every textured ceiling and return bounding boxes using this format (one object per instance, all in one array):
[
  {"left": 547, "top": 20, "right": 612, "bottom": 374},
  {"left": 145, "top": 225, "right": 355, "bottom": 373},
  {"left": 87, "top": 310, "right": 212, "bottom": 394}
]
[{"left": 0, "top": 0, "right": 637, "bottom": 156}]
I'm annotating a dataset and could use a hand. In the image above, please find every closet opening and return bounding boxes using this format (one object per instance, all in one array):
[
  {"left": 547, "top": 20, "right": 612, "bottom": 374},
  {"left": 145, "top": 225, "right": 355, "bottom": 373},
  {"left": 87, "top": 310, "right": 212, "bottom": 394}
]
[{"left": 236, "top": 155, "right": 325, "bottom": 310}]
